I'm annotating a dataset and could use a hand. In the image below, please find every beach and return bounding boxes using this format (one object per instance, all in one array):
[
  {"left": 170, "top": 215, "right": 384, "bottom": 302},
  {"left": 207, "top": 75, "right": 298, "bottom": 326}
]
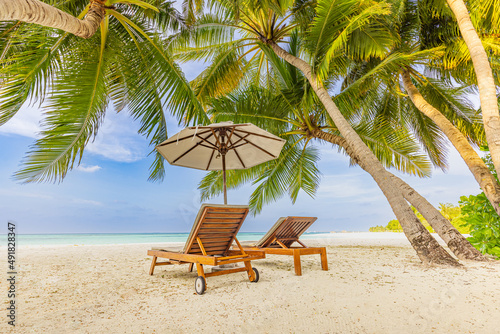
[{"left": 2, "top": 234, "right": 500, "bottom": 333}]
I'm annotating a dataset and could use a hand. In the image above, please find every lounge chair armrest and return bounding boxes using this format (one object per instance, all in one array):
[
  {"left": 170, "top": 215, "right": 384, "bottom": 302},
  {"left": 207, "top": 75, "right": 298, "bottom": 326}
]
[{"left": 148, "top": 250, "right": 216, "bottom": 266}]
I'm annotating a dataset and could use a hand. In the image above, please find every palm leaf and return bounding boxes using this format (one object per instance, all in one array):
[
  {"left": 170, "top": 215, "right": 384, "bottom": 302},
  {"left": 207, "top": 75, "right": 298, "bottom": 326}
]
[{"left": 14, "top": 25, "right": 110, "bottom": 183}]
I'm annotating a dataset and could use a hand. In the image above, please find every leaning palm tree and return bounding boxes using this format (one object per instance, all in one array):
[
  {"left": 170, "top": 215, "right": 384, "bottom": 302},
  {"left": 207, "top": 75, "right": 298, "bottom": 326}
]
[
  {"left": 198, "top": 45, "right": 484, "bottom": 261},
  {"left": 442, "top": 0, "right": 500, "bottom": 177},
  {"left": 200, "top": 86, "right": 432, "bottom": 209},
  {"left": 0, "top": 0, "right": 134, "bottom": 39},
  {"left": 172, "top": 0, "right": 459, "bottom": 265},
  {"left": 0, "top": 0, "right": 206, "bottom": 182},
  {"left": 339, "top": 0, "right": 500, "bottom": 216}
]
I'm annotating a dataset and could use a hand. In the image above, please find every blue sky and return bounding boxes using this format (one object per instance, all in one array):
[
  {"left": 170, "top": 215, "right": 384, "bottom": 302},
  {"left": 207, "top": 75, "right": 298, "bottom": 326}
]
[
  {"left": 0, "top": 94, "right": 483, "bottom": 233},
  {"left": 0, "top": 9, "right": 484, "bottom": 233}
]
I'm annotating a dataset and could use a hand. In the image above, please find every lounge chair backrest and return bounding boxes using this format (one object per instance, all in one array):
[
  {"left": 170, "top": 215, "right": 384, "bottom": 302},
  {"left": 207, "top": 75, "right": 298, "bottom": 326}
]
[
  {"left": 256, "top": 216, "right": 317, "bottom": 248},
  {"left": 183, "top": 204, "right": 249, "bottom": 256}
]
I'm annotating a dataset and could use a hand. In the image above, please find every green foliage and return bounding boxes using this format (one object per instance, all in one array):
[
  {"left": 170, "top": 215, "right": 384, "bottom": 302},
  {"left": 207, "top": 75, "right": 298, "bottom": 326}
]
[
  {"left": 1, "top": 0, "right": 206, "bottom": 183},
  {"left": 369, "top": 225, "right": 388, "bottom": 232},
  {"left": 456, "top": 150, "right": 500, "bottom": 259},
  {"left": 438, "top": 203, "right": 470, "bottom": 234},
  {"left": 384, "top": 219, "right": 401, "bottom": 231},
  {"left": 371, "top": 203, "right": 470, "bottom": 234},
  {"left": 480, "top": 147, "right": 498, "bottom": 181},
  {"left": 459, "top": 193, "right": 500, "bottom": 259}
]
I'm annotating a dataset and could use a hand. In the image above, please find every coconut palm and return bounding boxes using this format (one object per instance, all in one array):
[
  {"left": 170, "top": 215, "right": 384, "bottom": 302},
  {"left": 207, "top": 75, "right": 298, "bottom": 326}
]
[
  {"left": 338, "top": 0, "right": 500, "bottom": 217},
  {"left": 172, "top": 0, "right": 459, "bottom": 265},
  {"left": 443, "top": 0, "right": 500, "bottom": 177},
  {"left": 0, "top": 0, "right": 107, "bottom": 38},
  {"left": 200, "top": 85, "right": 431, "bottom": 202},
  {"left": 198, "top": 45, "right": 484, "bottom": 260},
  {"left": 0, "top": 0, "right": 207, "bottom": 182}
]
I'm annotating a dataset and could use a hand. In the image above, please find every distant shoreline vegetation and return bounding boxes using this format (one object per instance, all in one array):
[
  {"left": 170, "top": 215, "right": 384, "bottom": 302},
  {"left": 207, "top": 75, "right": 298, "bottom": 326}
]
[
  {"left": 369, "top": 203, "right": 469, "bottom": 234},
  {"left": 370, "top": 199, "right": 500, "bottom": 259}
]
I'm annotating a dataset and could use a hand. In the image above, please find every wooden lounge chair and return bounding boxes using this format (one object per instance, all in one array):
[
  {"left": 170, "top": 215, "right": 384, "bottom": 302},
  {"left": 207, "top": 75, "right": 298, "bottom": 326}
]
[
  {"left": 147, "top": 204, "right": 265, "bottom": 294},
  {"left": 243, "top": 217, "right": 328, "bottom": 276}
]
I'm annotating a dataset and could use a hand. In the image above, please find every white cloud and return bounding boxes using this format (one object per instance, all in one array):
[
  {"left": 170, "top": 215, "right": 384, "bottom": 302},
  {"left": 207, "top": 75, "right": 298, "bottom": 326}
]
[
  {"left": 0, "top": 188, "right": 53, "bottom": 200},
  {"left": 0, "top": 102, "right": 149, "bottom": 163},
  {"left": 76, "top": 165, "right": 102, "bottom": 173},
  {"left": 316, "top": 173, "right": 380, "bottom": 201},
  {"left": 72, "top": 198, "right": 103, "bottom": 206},
  {"left": 85, "top": 110, "right": 148, "bottom": 163},
  {"left": 0, "top": 106, "right": 42, "bottom": 138}
]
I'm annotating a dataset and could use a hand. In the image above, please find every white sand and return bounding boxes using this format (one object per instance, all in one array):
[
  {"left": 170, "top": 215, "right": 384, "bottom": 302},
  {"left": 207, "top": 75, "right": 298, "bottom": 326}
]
[{"left": 2, "top": 236, "right": 500, "bottom": 333}]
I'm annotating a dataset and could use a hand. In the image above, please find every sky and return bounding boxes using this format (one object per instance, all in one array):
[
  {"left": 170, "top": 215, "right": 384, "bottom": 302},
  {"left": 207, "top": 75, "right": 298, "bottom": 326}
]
[
  {"left": 0, "top": 95, "right": 483, "bottom": 234},
  {"left": 0, "top": 4, "right": 485, "bottom": 234}
]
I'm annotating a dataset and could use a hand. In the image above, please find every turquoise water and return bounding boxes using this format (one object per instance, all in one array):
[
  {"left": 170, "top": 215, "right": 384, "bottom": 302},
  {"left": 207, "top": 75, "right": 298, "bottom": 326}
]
[{"left": 2, "top": 232, "right": 331, "bottom": 246}]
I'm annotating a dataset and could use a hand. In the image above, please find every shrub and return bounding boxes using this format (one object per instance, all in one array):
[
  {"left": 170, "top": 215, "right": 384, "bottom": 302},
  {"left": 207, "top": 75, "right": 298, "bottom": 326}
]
[
  {"left": 459, "top": 193, "right": 500, "bottom": 259},
  {"left": 386, "top": 219, "right": 403, "bottom": 232},
  {"left": 374, "top": 204, "right": 467, "bottom": 234},
  {"left": 369, "top": 225, "right": 388, "bottom": 232}
]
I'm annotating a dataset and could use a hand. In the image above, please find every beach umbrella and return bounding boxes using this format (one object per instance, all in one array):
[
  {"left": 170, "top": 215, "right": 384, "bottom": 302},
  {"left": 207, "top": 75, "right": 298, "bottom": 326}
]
[{"left": 156, "top": 121, "right": 286, "bottom": 204}]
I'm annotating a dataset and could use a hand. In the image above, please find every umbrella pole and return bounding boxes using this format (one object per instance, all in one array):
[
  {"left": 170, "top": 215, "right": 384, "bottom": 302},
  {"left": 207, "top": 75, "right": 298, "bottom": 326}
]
[{"left": 222, "top": 153, "right": 227, "bottom": 205}]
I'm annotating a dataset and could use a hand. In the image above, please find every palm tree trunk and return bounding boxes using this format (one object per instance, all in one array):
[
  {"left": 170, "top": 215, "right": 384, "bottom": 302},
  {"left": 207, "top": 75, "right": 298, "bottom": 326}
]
[
  {"left": 267, "top": 40, "right": 459, "bottom": 266},
  {"left": 389, "top": 175, "right": 487, "bottom": 261},
  {"left": 0, "top": 0, "right": 105, "bottom": 39},
  {"left": 445, "top": 0, "right": 500, "bottom": 178},
  {"left": 402, "top": 70, "right": 500, "bottom": 217},
  {"left": 312, "top": 129, "right": 486, "bottom": 261}
]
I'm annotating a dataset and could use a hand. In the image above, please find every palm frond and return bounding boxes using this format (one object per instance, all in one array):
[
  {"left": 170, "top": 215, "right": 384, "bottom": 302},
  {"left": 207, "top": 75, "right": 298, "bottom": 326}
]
[{"left": 14, "top": 31, "right": 109, "bottom": 183}]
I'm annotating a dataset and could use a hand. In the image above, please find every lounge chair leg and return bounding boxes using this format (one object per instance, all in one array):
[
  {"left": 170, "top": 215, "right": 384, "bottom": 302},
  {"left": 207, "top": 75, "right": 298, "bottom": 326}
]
[
  {"left": 293, "top": 249, "right": 302, "bottom": 276},
  {"left": 188, "top": 263, "right": 194, "bottom": 272},
  {"left": 243, "top": 261, "right": 256, "bottom": 282},
  {"left": 195, "top": 263, "right": 207, "bottom": 288},
  {"left": 320, "top": 248, "right": 328, "bottom": 271},
  {"left": 149, "top": 256, "right": 158, "bottom": 276},
  {"left": 196, "top": 263, "right": 205, "bottom": 277}
]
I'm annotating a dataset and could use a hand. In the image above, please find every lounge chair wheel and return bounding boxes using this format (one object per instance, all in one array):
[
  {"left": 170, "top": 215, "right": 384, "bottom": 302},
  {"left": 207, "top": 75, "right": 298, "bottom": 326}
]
[
  {"left": 250, "top": 267, "right": 259, "bottom": 283},
  {"left": 195, "top": 276, "right": 206, "bottom": 295}
]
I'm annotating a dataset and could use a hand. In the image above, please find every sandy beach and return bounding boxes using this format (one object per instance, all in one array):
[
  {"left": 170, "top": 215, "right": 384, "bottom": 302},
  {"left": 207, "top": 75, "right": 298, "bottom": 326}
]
[{"left": 2, "top": 235, "right": 500, "bottom": 333}]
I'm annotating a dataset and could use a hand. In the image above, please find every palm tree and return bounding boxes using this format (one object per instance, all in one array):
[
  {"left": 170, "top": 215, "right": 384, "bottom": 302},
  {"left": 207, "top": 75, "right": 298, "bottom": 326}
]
[
  {"left": 198, "top": 50, "right": 484, "bottom": 261},
  {"left": 173, "top": 0, "right": 459, "bottom": 265},
  {"left": 0, "top": 0, "right": 107, "bottom": 38},
  {"left": 339, "top": 0, "right": 500, "bottom": 216},
  {"left": 444, "top": 0, "right": 500, "bottom": 177},
  {"left": 0, "top": 0, "right": 206, "bottom": 182}
]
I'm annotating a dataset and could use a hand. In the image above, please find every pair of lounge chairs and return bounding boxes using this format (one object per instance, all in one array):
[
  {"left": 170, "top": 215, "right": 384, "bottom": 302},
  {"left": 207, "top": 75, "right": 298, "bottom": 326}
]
[{"left": 147, "top": 204, "right": 328, "bottom": 294}]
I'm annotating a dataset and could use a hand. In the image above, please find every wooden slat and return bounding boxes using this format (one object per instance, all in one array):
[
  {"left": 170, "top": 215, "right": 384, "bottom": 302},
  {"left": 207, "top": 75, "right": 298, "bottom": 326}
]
[
  {"left": 192, "top": 241, "right": 229, "bottom": 247},
  {"left": 147, "top": 250, "right": 216, "bottom": 265},
  {"left": 215, "top": 253, "right": 265, "bottom": 265},
  {"left": 259, "top": 217, "right": 317, "bottom": 248},
  {"left": 198, "top": 227, "right": 238, "bottom": 233},
  {"left": 206, "top": 208, "right": 247, "bottom": 213},
  {"left": 204, "top": 213, "right": 245, "bottom": 219},
  {"left": 203, "top": 218, "right": 245, "bottom": 223},
  {"left": 199, "top": 227, "right": 236, "bottom": 232},
  {"left": 154, "top": 262, "right": 174, "bottom": 266},
  {"left": 201, "top": 223, "right": 241, "bottom": 229},
  {"left": 191, "top": 246, "right": 228, "bottom": 252},
  {"left": 197, "top": 232, "right": 235, "bottom": 237},
  {"left": 217, "top": 254, "right": 249, "bottom": 261},
  {"left": 184, "top": 206, "right": 250, "bottom": 256},
  {"left": 198, "top": 237, "right": 232, "bottom": 243},
  {"left": 204, "top": 267, "right": 248, "bottom": 278},
  {"left": 183, "top": 209, "right": 210, "bottom": 255}
]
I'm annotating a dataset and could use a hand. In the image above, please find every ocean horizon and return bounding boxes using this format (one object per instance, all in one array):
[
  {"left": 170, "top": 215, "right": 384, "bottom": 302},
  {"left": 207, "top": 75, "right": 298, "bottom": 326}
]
[{"left": 2, "top": 231, "right": 346, "bottom": 246}]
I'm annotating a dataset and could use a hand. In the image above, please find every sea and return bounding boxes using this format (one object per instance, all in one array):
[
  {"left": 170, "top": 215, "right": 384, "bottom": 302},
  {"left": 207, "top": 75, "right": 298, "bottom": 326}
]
[{"left": 3, "top": 232, "right": 338, "bottom": 246}]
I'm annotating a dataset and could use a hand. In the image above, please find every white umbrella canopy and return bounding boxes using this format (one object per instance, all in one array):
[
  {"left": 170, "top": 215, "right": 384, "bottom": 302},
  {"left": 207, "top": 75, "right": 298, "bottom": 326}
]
[{"left": 156, "top": 121, "right": 286, "bottom": 204}]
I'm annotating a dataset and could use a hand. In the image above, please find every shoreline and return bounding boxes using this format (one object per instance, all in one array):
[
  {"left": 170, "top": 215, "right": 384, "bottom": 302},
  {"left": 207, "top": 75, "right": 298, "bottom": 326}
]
[
  {"left": 3, "top": 237, "right": 499, "bottom": 333},
  {"left": 2, "top": 232, "right": 449, "bottom": 248}
]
